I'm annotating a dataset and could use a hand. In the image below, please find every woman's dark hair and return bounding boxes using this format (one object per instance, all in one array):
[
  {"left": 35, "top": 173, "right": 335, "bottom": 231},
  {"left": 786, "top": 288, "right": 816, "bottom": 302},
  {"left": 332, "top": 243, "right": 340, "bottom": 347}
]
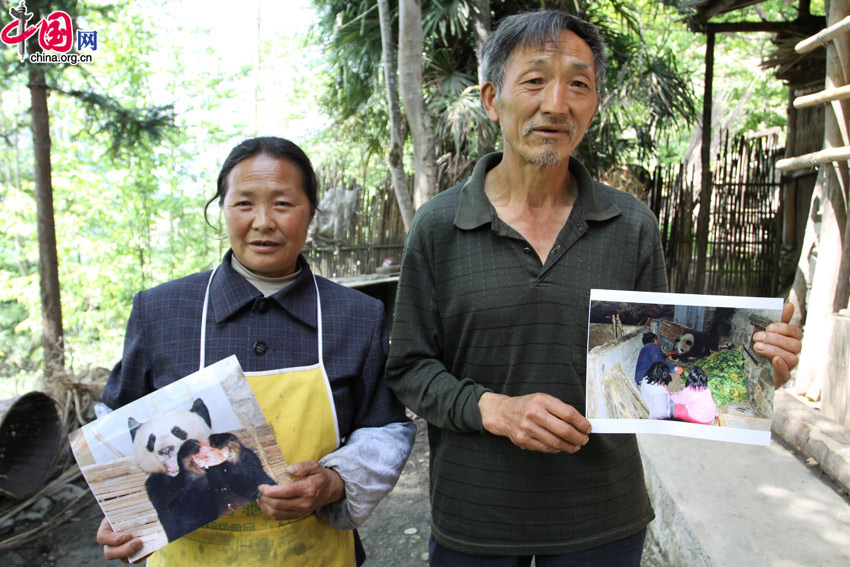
[
  {"left": 645, "top": 361, "right": 671, "bottom": 386},
  {"left": 642, "top": 332, "right": 657, "bottom": 345},
  {"left": 685, "top": 367, "right": 709, "bottom": 391},
  {"left": 204, "top": 136, "right": 319, "bottom": 225}
]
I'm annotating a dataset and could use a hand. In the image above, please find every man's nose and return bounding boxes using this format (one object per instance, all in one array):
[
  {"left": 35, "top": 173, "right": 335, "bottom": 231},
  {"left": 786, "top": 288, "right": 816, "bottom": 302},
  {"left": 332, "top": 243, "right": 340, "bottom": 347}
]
[{"left": 541, "top": 81, "right": 568, "bottom": 115}]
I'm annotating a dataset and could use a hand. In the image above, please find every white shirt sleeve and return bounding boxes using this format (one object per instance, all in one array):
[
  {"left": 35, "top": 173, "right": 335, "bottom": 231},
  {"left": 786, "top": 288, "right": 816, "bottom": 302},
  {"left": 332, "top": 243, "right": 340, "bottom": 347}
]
[{"left": 316, "top": 420, "right": 416, "bottom": 530}]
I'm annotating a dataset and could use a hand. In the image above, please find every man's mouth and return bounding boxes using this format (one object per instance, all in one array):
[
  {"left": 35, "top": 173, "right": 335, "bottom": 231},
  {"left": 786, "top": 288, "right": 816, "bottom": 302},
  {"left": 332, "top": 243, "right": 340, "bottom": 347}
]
[{"left": 524, "top": 120, "right": 576, "bottom": 139}]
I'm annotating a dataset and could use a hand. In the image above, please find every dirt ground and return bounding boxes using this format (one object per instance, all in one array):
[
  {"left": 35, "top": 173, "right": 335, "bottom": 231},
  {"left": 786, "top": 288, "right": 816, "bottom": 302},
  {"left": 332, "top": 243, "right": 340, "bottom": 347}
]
[
  {"left": 1, "top": 415, "right": 670, "bottom": 567},
  {"left": 0, "top": 416, "right": 432, "bottom": 567}
]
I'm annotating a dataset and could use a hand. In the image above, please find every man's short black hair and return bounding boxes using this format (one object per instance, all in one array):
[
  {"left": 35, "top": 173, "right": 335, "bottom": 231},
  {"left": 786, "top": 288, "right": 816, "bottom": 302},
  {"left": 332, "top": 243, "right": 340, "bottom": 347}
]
[{"left": 481, "top": 10, "right": 607, "bottom": 91}]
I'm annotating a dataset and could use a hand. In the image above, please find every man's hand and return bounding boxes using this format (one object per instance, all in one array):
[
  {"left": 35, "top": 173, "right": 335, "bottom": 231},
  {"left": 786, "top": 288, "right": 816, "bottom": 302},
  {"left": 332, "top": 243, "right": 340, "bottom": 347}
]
[
  {"left": 96, "top": 517, "right": 146, "bottom": 563},
  {"left": 257, "top": 461, "right": 345, "bottom": 521},
  {"left": 478, "top": 392, "right": 591, "bottom": 454},
  {"left": 753, "top": 303, "right": 803, "bottom": 388}
]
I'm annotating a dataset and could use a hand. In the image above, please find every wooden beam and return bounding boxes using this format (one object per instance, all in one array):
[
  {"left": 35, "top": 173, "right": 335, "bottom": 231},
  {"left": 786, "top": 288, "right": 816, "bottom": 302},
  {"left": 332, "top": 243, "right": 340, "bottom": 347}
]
[
  {"left": 696, "top": 30, "right": 716, "bottom": 294},
  {"left": 793, "top": 84, "right": 850, "bottom": 108},
  {"left": 776, "top": 146, "right": 850, "bottom": 172},
  {"left": 707, "top": 21, "right": 795, "bottom": 33},
  {"left": 796, "top": 15, "right": 850, "bottom": 53}
]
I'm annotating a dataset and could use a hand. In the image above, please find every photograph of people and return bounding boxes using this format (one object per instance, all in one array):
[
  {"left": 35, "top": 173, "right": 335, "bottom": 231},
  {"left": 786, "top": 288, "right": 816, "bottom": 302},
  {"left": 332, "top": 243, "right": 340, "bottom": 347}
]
[
  {"left": 672, "top": 367, "right": 718, "bottom": 425},
  {"left": 635, "top": 331, "right": 684, "bottom": 386},
  {"left": 640, "top": 361, "right": 675, "bottom": 420}
]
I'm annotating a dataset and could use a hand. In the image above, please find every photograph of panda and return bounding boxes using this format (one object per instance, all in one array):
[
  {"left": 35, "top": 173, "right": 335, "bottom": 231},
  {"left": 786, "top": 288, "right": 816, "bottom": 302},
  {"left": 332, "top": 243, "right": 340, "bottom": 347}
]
[
  {"left": 669, "top": 330, "right": 736, "bottom": 362},
  {"left": 70, "top": 356, "right": 290, "bottom": 560},
  {"left": 584, "top": 290, "right": 783, "bottom": 446},
  {"left": 128, "top": 397, "right": 276, "bottom": 541}
]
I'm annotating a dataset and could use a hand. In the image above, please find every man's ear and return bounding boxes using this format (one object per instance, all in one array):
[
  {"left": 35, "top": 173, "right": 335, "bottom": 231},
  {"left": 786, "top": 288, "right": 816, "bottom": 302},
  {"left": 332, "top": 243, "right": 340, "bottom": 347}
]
[{"left": 481, "top": 81, "right": 500, "bottom": 123}]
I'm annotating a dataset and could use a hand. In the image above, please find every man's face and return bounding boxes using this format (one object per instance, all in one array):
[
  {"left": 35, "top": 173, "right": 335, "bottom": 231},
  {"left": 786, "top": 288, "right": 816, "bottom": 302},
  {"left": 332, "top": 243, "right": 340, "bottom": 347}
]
[{"left": 482, "top": 30, "right": 599, "bottom": 168}]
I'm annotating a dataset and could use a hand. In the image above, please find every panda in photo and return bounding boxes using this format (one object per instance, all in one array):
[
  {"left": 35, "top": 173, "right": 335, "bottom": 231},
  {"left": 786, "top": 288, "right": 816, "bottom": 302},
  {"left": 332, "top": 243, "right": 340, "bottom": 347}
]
[
  {"left": 670, "top": 331, "right": 720, "bottom": 362},
  {"left": 128, "top": 398, "right": 276, "bottom": 541}
]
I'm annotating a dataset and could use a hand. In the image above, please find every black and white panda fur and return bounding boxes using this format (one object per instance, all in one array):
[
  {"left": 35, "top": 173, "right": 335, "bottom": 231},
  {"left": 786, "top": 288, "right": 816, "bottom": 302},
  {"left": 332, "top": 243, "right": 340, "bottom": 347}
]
[
  {"left": 128, "top": 398, "right": 275, "bottom": 541},
  {"left": 670, "top": 331, "right": 720, "bottom": 362}
]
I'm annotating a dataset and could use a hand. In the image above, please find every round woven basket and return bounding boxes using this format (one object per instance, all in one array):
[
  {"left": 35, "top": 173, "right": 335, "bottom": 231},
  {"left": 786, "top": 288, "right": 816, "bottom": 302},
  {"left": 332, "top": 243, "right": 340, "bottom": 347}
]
[{"left": 0, "top": 391, "right": 62, "bottom": 500}]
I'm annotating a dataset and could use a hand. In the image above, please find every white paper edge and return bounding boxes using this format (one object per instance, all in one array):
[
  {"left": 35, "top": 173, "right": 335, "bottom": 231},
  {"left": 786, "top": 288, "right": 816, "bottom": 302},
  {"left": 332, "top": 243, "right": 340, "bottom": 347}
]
[
  {"left": 589, "top": 289, "right": 783, "bottom": 310},
  {"left": 589, "top": 418, "right": 771, "bottom": 446}
]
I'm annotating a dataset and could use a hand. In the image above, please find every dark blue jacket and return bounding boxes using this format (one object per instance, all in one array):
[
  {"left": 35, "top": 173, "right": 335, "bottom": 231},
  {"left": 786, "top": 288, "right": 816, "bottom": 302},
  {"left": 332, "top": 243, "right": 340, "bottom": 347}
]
[
  {"left": 103, "top": 250, "right": 407, "bottom": 439},
  {"left": 634, "top": 342, "right": 676, "bottom": 384}
]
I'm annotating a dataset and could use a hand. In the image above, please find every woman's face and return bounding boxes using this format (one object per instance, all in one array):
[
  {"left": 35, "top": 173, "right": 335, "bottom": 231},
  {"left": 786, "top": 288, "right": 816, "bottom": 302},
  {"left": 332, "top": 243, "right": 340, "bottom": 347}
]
[{"left": 223, "top": 154, "right": 315, "bottom": 278}]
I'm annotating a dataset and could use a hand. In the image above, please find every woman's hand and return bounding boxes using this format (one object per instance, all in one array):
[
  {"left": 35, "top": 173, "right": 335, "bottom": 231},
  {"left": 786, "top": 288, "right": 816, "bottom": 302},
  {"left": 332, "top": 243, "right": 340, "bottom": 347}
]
[
  {"left": 257, "top": 461, "right": 345, "bottom": 521},
  {"left": 96, "top": 517, "right": 146, "bottom": 563},
  {"left": 753, "top": 303, "right": 804, "bottom": 388}
]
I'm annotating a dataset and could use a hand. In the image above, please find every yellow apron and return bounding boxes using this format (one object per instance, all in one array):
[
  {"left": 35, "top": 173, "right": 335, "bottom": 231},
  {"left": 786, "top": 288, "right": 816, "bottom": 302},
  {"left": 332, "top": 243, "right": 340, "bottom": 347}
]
[{"left": 148, "top": 269, "right": 355, "bottom": 566}]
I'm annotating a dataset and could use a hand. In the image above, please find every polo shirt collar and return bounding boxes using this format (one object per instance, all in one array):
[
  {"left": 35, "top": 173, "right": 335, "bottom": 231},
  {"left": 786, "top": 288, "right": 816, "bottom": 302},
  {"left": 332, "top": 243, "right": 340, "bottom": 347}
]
[
  {"left": 454, "top": 152, "right": 621, "bottom": 230},
  {"left": 208, "top": 250, "right": 317, "bottom": 329}
]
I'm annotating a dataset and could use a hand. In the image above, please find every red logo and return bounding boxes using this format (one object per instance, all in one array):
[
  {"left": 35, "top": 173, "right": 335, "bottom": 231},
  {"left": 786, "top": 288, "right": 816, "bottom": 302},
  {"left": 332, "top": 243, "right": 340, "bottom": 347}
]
[{"left": 1, "top": 1, "right": 74, "bottom": 60}]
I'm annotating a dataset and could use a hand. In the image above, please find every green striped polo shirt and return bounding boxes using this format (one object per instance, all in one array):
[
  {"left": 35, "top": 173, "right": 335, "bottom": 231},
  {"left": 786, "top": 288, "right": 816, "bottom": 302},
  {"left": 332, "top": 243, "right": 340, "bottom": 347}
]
[{"left": 386, "top": 152, "right": 666, "bottom": 556}]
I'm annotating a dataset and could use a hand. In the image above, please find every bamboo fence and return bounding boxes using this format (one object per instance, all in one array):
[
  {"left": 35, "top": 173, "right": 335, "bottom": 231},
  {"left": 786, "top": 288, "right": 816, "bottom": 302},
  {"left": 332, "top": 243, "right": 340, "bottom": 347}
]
[
  {"left": 303, "top": 171, "right": 407, "bottom": 279},
  {"left": 650, "top": 132, "right": 784, "bottom": 297}
]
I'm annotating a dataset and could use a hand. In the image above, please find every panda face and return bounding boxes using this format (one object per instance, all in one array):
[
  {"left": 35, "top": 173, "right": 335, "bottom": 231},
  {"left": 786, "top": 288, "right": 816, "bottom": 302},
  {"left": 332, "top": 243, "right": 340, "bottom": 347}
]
[
  {"left": 129, "top": 398, "right": 213, "bottom": 476},
  {"left": 674, "top": 333, "right": 695, "bottom": 355}
]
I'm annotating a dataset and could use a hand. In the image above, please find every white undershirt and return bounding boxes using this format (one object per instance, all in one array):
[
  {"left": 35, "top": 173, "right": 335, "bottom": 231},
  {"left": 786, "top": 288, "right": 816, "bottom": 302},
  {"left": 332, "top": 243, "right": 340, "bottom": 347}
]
[{"left": 230, "top": 255, "right": 300, "bottom": 297}]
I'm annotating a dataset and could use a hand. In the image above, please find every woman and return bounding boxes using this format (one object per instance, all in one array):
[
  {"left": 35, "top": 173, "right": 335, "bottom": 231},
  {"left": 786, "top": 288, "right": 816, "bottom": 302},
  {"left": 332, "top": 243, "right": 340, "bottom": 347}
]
[
  {"left": 97, "top": 137, "right": 415, "bottom": 566},
  {"left": 671, "top": 367, "right": 717, "bottom": 425},
  {"left": 640, "top": 361, "right": 674, "bottom": 420}
]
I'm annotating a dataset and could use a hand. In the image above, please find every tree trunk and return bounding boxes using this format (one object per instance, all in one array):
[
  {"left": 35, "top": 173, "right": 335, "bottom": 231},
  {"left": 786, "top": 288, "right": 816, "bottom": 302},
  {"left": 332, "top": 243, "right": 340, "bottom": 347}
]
[
  {"left": 377, "top": 0, "right": 414, "bottom": 231},
  {"left": 471, "top": 0, "right": 490, "bottom": 86},
  {"left": 398, "top": 0, "right": 438, "bottom": 209},
  {"left": 29, "top": 64, "right": 65, "bottom": 386},
  {"left": 790, "top": 0, "right": 850, "bottom": 400},
  {"left": 695, "top": 30, "right": 715, "bottom": 294},
  {"left": 472, "top": 0, "right": 494, "bottom": 157}
]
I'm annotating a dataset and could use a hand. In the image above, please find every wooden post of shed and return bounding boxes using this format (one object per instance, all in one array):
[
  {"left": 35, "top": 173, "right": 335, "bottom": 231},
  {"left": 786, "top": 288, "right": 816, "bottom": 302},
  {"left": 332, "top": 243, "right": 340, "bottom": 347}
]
[{"left": 696, "top": 29, "right": 716, "bottom": 294}]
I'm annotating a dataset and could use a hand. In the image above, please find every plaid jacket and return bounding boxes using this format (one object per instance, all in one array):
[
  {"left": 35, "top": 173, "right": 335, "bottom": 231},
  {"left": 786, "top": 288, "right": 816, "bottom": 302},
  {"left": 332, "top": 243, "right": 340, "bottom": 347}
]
[{"left": 103, "top": 250, "right": 407, "bottom": 438}]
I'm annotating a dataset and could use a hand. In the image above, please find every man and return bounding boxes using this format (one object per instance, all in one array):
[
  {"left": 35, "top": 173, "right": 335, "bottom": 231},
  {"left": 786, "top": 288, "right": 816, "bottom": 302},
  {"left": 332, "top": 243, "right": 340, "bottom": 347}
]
[
  {"left": 385, "top": 10, "right": 802, "bottom": 566},
  {"left": 635, "top": 332, "right": 683, "bottom": 386}
]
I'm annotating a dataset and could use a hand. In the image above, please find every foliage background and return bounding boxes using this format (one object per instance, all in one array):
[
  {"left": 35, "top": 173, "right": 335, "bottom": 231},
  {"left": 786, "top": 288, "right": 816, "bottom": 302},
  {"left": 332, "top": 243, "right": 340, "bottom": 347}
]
[{"left": 0, "top": 0, "right": 822, "bottom": 394}]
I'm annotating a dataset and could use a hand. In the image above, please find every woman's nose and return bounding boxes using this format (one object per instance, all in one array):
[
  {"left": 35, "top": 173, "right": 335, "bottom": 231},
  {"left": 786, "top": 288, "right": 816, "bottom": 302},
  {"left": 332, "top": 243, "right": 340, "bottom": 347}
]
[{"left": 252, "top": 206, "right": 274, "bottom": 231}]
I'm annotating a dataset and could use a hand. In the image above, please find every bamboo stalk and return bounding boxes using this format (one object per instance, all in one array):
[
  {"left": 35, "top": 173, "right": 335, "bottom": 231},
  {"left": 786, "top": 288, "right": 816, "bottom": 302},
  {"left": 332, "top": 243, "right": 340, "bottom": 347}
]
[
  {"left": 776, "top": 146, "right": 850, "bottom": 172},
  {"left": 795, "top": 15, "right": 850, "bottom": 54},
  {"left": 793, "top": 84, "right": 850, "bottom": 108}
]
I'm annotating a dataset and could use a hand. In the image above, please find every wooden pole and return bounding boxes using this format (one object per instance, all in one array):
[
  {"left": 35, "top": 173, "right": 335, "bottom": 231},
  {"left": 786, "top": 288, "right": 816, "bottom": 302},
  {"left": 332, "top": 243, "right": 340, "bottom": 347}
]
[{"left": 696, "top": 30, "right": 715, "bottom": 294}]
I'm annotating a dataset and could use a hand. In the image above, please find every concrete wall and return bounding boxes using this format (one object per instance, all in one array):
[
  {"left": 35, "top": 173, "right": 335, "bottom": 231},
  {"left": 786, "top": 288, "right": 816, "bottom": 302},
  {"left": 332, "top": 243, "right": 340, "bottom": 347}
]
[
  {"left": 586, "top": 326, "right": 653, "bottom": 419},
  {"left": 587, "top": 327, "right": 647, "bottom": 382},
  {"left": 822, "top": 313, "right": 850, "bottom": 429}
]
